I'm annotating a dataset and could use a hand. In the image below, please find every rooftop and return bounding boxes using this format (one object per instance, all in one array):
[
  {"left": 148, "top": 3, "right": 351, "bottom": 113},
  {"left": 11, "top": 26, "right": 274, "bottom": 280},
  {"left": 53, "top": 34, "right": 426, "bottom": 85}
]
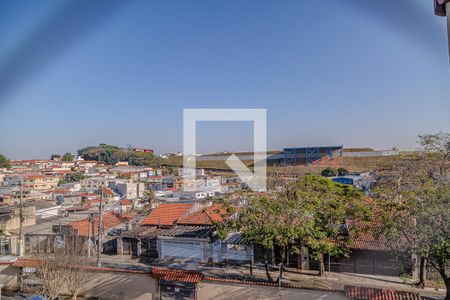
[
  {"left": 141, "top": 203, "right": 193, "bottom": 226},
  {"left": 177, "top": 204, "right": 230, "bottom": 226},
  {"left": 151, "top": 267, "right": 203, "bottom": 283},
  {"left": 68, "top": 211, "right": 133, "bottom": 236},
  {"left": 121, "top": 225, "right": 168, "bottom": 238},
  {"left": 159, "top": 225, "right": 212, "bottom": 239}
]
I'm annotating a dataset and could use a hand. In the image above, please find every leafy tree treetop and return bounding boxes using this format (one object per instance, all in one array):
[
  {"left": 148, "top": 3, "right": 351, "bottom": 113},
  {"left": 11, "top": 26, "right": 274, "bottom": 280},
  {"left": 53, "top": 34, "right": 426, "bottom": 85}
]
[
  {"left": 337, "top": 167, "right": 349, "bottom": 176},
  {"left": 77, "top": 144, "right": 160, "bottom": 167},
  {"left": 373, "top": 133, "right": 449, "bottom": 294},
  {"left": 217, "top": 174, "right": 370, "bottom": 279},
  {"left": 0, "top": 154, "right": 11, "bottom": 169},
  {"left": 321, "top": 167, "right": 338, "bottom": 177},
  {"left": 62, "top": 152, "right": 74, "bottom": 162}
]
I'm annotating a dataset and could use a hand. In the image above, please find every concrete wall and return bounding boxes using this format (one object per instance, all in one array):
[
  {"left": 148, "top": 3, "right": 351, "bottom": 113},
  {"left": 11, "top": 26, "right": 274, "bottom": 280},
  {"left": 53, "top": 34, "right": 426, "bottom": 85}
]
[
  {"left": 79, "top": 271, "right": 158, "bottom": 300},
  {"left": 158, "top": 238, "right": 210, "bottom": 262},
  {"left": 0, "top": 265, "right": 157, "bottom": 300},
  {"left": 0, "top": 206, "right": 36, "bottom": 231},
  {"left": 0, "top": 264, "right": 19, "bottom": 290},
  {"left": 342, "top": 150, "right": 399, "bottom": 157},
  {"left": 197, "top": 282, "right": 348, "bottom": 300}
]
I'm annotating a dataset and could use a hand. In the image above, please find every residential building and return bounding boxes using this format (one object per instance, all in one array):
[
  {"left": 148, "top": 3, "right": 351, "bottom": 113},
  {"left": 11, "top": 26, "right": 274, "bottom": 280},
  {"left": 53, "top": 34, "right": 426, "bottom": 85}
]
[
  {"left": 119, "top": 199, "right": 133, "bottom": 213},
  {"left": 80, "top": 176, "right": 107, "bottom": 190},
  {"left": 141, "top": 203, "right": 194, "bottom": 227},
  {"left": 52, "top": 211, "right": 133, "bottom": 236},
  {"left": 21, "top": 175, "right": 59, "bottom": 190},
  {"left": 113, "top": 180, "right": 145, "bottom": 199},
  {"left": 156, "top": 204, "right": 251, "bottom": 264},
  {"left": 34, "top": 200, "right": 62, "bottom": 219},
  {"left": 0, "top": 204, "right": 36, "bottom": 232}
]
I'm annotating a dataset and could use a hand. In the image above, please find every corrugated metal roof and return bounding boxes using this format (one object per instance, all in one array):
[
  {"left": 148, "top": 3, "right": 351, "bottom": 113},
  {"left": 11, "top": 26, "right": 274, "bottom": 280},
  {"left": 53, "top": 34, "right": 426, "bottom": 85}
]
[
  {"left": 223, "top": 232, "right": 246, "bottom": 244},
  {"left": 121, "top": 226, "right": 168, "bottom": 238},
  {"left": 159, "top": 225, "right": 212, "bottom": 238}
]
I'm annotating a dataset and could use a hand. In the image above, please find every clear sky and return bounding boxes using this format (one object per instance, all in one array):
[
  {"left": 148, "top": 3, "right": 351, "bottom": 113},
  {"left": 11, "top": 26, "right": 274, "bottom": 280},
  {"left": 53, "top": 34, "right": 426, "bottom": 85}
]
[{"left": 0, "top": 0, "right": 449, "bottom": 159}]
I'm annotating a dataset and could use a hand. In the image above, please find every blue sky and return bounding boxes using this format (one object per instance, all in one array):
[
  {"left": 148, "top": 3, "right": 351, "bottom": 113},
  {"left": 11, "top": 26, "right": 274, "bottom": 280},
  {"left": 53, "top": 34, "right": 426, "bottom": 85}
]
[{"left": 0, "top": 0, "right": 449, "bottom": 159}]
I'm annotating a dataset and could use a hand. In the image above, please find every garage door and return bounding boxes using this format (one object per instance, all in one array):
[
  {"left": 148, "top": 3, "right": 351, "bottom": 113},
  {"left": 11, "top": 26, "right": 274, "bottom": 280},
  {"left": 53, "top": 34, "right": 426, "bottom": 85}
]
[{"left": 161, "top": 240, "right": 203, "bottom": 261}]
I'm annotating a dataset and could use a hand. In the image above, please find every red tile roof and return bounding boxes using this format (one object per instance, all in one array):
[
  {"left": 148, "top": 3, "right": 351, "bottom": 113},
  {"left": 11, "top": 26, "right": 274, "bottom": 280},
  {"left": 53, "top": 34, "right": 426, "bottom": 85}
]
[
  {"left": 344, "top": 285, "right": 421, "bottom": 300},
  {"left": 12, "top": 258, "right": 39, "bottom": 268},
  {"left": 141, "top": 203, "right": 193, "bottom": 226},
  {"left": 177, "top": 210, "right": 213, "bottom": 225},
  {"left": 120, "top": 199, "right": 132, "bottom": 206},
  {"left": 101, "top": 188, "right": 114, "bottom": 196},
  {"left": 177, "top": 204, "right": 231, "bottom": 226},
  {"left": 151, "top": 267, "right": 203, "bottom": 283},
  {"left": 69, "top": 211, "right": 133, "bottom": 236},
  {"left": 346, "top": 221, "right": 406, "bottom": 252}
]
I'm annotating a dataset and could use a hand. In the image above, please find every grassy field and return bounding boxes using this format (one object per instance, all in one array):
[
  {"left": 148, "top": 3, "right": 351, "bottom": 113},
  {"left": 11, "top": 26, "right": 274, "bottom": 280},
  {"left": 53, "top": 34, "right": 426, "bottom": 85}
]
[{"left": 162, "top": 151, "right": 436, "bottom": 174}]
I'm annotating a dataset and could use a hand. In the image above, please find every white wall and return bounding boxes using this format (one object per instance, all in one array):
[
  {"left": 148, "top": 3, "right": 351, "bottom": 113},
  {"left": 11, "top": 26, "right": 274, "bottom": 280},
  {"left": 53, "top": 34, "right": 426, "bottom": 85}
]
[{"left": 197, "top": 282, "right": 348, "bottom": 300}]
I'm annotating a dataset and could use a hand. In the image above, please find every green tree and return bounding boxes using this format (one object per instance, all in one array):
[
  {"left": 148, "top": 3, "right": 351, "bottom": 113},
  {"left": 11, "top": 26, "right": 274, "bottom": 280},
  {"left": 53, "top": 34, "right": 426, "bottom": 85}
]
[
  {"left": 62, "top": 152, "right": 74, "bottom": 162},
  {"left": 51, "top": 154, "right": 61, "bottom": 161},
  {"left": 321, "top": 167, "right": 338, "bottom": 177},
  {"left": 143, "top": 189, "right": 156, "bottom": 206},
  {"left": 337, "top": 167, "right": 349, "bottom": 176},
  {"left": 373, "top": 133, "right": 449, "bottom": 294},
  {"left": 0, "top": 154, "right": 11, "bottom": 169},
  {"left": 77, "top": 144, "right": 160, "bottom": 166},
  {"left": 127, "top": 152, "right": 161, "bottom": 167},
  {"left": 285, "top": 175, "right": 369, "bottom": 275},
  {"left": 217, "top": 175, "right": 369, "bottom": 280},
  {"left": 59, "top": 173, "right": 86, "bottom": 185},
  {"left": 77, "top": 144, "right": 122, "bottom": 164}
]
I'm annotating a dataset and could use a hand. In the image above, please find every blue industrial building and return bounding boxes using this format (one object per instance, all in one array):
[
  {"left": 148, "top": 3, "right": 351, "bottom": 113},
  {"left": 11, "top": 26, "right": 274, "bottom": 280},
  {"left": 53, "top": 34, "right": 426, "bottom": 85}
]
[{"left": 281, "top": 145, "right": 343, "bottom": 166}]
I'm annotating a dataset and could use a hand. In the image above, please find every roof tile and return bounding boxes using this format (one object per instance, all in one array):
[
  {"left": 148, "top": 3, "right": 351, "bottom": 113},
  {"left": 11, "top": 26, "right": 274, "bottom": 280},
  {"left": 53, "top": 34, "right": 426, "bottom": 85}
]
[
  {"left": 151, "top": 267, "right": 203, "bottom": 283},
  {"left": 141, "top": 203, "right": 192, "bottom": 226}
]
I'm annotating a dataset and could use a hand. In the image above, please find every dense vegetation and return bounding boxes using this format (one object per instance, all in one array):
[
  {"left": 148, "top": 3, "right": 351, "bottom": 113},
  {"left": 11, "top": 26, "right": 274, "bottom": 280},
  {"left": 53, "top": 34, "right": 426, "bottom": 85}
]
[
  {"left": 58, "top": 173, "right": 87, "bottom": 185},
  {"left": 77, "top": 144, "right": 160, "bottom": 167},
  {"left": 216, "top": 174, "right": 370, "bottom": 280},
  {"left": 372, "top": 132, "right": 449, "bottom": 296},
  {"left": 321, "top": 167, "right": 349, "bottom": 177},
  {"left": 0, "top": 154, "right": 11, "bottom": 169},
  {"left": 62, "top": 152, "right": 74, "bottom": 162}
]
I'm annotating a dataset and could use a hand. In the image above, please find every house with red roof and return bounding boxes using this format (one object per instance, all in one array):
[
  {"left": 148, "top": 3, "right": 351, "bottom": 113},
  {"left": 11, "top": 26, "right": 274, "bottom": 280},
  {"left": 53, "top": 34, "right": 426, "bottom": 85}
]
[
  {"left": 119, "top": 199, "right": 133, "bottom": 212},
  {"left": 141, "top": 203, "right": 194, "bottom": 228},
  {"left": 155, "top": 204, "right": 252, "bottom": 264},
  {"left": 52, "top": 211, "right": 133, "bottom": 236},
  {"left": 116, "top": 203, "right": 194, "bottom": 258},
  {"left": 118, "top": 203, "right": 241, "bottom": 263},
  {"left": 323, "top": 220, "right": 413, "bottom": 277}
]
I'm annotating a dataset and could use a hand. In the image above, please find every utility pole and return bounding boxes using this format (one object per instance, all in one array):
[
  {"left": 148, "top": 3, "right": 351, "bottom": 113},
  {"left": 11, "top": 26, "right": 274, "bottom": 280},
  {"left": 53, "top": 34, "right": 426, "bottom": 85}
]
[
  {"left": 278, "top": 263, "right": 282, "bottom": 299},
  {"left": 250, "top": 244, "right": 254, "bottom": 277},
  {"left": 97, "top": 190, "right": 104, "bottom": 267},
  {"left": 87, "top": 215, "right": 91, "bottom": 257},
  {"left": 18, "top": 178, "right": 23, "bottom": 257}
]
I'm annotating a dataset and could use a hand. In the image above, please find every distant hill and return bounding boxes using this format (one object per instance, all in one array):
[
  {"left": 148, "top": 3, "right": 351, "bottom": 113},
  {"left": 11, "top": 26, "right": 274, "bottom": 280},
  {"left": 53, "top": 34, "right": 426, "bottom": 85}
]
[{"left": 162, "top": 151, "right": 438, "bottom": 174}]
